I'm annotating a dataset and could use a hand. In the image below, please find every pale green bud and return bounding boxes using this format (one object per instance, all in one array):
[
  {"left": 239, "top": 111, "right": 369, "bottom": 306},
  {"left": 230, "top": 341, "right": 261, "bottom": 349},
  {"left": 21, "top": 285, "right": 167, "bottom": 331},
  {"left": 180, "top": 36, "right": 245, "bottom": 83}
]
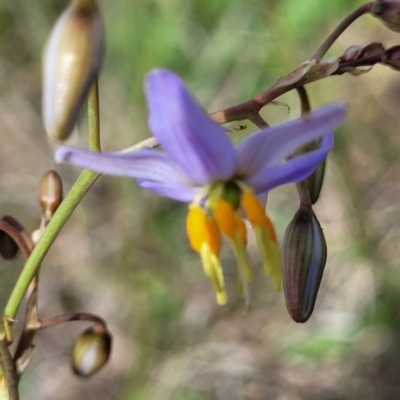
[
  {"left": 372, "top": 1, "right": 400, "bottom": 33},
  {"left": 39, "top": 170, "right": 63, "bottom": 217},
  {"left": 282, "top": 207, "right": 327, "bottom": 323},
  {"left": 42, "top": 0, "right": 105, "bottom": 141},
  {"left": 71, "top": 327, "right": 112, "bottom": 377}
]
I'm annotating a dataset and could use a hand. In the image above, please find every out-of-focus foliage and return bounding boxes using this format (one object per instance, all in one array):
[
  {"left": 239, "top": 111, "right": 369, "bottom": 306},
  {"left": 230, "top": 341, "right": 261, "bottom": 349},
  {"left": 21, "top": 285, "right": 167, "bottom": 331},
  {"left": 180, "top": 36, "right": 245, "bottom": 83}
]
[{"left": 1, "top": 0, "right": 400, "bottom": 399}]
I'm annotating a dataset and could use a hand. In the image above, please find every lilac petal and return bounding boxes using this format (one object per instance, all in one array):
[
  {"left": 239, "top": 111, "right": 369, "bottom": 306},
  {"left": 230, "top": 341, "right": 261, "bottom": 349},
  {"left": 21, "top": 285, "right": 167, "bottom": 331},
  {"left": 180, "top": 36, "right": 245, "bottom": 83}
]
[
  {"left": 145, "top": 69, "right": 236, "bottom": 185},
  {"left": 235, "top": 103, "right": 346, "bottom": 178},
  {"left": 137, "top": 179, "right": 200, "bottom": 202},
  {"left": 55, "top": 146, "right": 192, "bottom": 185},
  {"left": 248, "top": 133, "right": 333, "bottom": 193}
]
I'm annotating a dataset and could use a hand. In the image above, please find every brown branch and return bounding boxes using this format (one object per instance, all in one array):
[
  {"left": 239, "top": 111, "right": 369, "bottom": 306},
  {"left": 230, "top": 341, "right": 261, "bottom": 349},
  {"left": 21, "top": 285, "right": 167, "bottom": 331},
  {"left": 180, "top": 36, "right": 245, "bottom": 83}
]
[{"left": 40, "top": 312, "right": 108, "bottom": 334}]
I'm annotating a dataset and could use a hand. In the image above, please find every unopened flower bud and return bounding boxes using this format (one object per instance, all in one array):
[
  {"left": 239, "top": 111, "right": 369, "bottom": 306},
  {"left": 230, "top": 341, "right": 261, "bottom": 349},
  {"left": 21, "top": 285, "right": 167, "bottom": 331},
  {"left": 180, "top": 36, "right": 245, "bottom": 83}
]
[
  {"left": 0, "top": 232, "right": 18, "bottom": 260},
  {"left": 382, "top": 45, "right": 400, "bottom": 70},
  {"left": 71, "top": 327, "right": 112, "bottom": 377},
  {"left": 39, "top": 170, "right": 63, "bottom": 218},
  {"left": 371, "top": 1, "right": 400, "bottom": 33},
  {"left": 42, "top": 0, "right": 105, "bottom": 141},
  {"left": 0, "top": 216, "right": 20, "bottom": 260},
  {"left": 282, "top": 207, "right": 327, "bottom": 323}
]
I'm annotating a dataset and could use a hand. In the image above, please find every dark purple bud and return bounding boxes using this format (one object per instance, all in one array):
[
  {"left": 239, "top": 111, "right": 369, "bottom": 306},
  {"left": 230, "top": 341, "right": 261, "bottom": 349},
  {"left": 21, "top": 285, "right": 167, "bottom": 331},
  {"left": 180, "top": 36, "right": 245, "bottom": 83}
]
[
  {"left": 372, "top": 1, "right": 400, "bottom": 33},
  {"left": 282, "top": 207, "right": 327, "bottom": 323},
  {"left": 0, "top": 231, "right": 18, "bottom": 260},
  {"left": 382, "top": 45, "right": 400, "bottom": 70}
]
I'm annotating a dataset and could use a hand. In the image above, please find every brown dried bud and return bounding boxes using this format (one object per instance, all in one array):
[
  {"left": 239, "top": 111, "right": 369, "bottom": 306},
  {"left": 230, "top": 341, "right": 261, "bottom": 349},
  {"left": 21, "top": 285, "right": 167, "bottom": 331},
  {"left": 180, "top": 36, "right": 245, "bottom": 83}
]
[
  {"left": 341, "top": 43, "right": 385, "bottom": 62},
  {"left": 0, "top": 216, "right": 22, "bottom": 260},
  {"left": 71, "top": 327, "right": 112, "bottom": 377},
  {"left": 382, "top": 45, "right": 400, "bottom": 70},
  {"left": 282, "top": 207, "right": 327, "bottom": 323},
  {"left": 39, "top": 170, "right": 63, "bottom": 217},
  {"left": 372, "top": 1, "right": 400, "bottom": 33},
  {"left": 0, "top": 231, "right": 18, "bottom": 260},
  {"left": 42, "top": 0, "right": 105, "bottom": 141}
]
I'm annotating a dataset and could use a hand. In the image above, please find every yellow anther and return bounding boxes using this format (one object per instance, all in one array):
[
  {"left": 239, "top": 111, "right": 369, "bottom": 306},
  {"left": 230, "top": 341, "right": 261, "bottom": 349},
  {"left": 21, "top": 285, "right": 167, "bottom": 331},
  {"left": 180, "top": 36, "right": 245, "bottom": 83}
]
[
  {"left": 199, "top": 243, "right": 227, "bottom": 305},
  {"left": 213, "top": 199, "right": 237, "bottom": 239},
  {"left": 241, "top": 190, "right": 266, "bottom": 226},
  {"left": 254, "top": 226, "right": 282, "bottom": 292},
  {"left": 241, "top": 190, "right": 277, "bottom": 242},
  {"left": 187, "top": 206, "right": 227, "bottom": 305},
  {"left": 214, "top": 199, "right": 254, "bottom": 285},
  {"left": 235, "top": 216, "right": 247, "bottom": 244},
  {"left": 187, "top": 205, "right": 221, "bottom": 255}
]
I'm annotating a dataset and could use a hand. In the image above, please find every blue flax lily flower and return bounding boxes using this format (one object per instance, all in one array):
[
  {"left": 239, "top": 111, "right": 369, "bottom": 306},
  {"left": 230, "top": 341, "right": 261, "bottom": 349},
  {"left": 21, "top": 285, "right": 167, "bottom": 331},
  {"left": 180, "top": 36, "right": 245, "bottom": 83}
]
[{"left": 56, "top": 69, "right": 347, "bottom": 306}]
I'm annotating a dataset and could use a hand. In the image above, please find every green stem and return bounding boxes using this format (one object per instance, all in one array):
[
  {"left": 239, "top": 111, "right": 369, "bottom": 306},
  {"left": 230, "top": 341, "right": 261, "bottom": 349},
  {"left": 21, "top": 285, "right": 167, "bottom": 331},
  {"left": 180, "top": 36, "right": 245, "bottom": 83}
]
[
  {"left": 4, "top": 170, "right": 100, "bottom": 320},
  {"left": 88, "top": 78, "right": 101, "bottom": 152}
]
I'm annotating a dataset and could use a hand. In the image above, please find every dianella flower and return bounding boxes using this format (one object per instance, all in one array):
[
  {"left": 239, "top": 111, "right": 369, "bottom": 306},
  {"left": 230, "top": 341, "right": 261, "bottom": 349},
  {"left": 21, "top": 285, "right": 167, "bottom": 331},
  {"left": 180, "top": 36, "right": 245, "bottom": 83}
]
[
  {"left": 56, "top": 69, "right": 347, "bottom": 306},
  {"left": 42, "top": 0, "right": 104, "bottom": 141}
]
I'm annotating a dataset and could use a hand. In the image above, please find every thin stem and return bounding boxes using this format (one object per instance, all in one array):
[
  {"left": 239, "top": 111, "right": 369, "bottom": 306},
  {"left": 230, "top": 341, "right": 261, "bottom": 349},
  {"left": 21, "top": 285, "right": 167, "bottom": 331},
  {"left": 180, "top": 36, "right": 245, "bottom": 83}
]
[
  {"left": 296, "top": 86, "right": 311, "bottom": 115},
  {"left": 88, "top": 78, "right": 101, "bottom": 152},
  {"left": 4, "top": 170, "right": 100, "bottom": 320},
  {"left": 40, "top": 312, "right": 107, "bottom": 333},
  {"left": 0, "top": 340, "right": 19, "bottom": 400},
  {"left": 312, "top": 3, "right": 373, "bottom": 60},
  {"left": 294, "top": 87, "right": 312, "bottom": 206},
  {"left": 209, "top": 78, "right": 303, "bottom": 125}
]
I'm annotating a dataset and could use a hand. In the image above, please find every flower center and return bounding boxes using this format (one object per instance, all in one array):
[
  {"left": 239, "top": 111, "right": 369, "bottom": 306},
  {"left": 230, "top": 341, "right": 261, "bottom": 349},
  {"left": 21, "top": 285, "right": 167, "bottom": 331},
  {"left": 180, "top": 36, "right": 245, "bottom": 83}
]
[{"left": 186, "top": 180, "right": 282, "bottom": 308}]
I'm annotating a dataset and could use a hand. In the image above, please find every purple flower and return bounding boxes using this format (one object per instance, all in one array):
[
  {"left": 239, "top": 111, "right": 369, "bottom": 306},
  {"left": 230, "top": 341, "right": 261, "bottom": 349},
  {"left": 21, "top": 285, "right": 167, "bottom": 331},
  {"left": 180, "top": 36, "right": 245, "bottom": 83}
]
[{"left": 56, "top": 69, "right": 347, "bottom": 306}]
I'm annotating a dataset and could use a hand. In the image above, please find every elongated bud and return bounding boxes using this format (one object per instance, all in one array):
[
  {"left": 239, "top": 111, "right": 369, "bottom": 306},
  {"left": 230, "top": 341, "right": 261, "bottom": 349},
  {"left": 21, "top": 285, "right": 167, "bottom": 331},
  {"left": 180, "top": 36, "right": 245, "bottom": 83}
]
[
  {"left": 282, "top": 207, "right": 327, "bottom": 323},
  {"left": 371, "top": 1, "right": 400, "bottom": 33},
  {"left": 42, "top": 0, "right": 105, "bottom": 141},
  {"left": 39, "top": 170, "right": 63, "bottom": 218},
  {"left": 71, "top": 327, "right": 112, "bottom": 377}
]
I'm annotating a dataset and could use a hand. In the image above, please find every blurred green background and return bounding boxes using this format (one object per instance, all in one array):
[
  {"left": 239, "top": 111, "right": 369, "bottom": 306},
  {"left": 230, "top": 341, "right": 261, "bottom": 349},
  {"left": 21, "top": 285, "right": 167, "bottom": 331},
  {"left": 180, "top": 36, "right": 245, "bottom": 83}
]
[{"left": 2, "top": 0, "right": 400, "bottom": 399}]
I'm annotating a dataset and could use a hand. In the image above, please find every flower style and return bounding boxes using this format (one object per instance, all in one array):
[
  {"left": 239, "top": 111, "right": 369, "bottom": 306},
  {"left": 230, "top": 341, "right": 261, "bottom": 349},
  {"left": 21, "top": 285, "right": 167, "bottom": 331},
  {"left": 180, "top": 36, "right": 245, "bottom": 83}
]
[{"left": 55, "top": 69, "right": 347, "bottom": 306}]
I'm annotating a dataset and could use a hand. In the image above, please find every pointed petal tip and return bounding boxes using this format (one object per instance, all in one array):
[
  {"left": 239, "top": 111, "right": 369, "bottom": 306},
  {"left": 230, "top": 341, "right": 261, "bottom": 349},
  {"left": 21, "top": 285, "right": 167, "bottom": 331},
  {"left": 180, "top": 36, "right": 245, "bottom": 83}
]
[
  {"left": 317, "top": 102, "right": 349, "bottom": 122},
  {"left": 144, "top": 68, "right": 180, "bottom": 93}
]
